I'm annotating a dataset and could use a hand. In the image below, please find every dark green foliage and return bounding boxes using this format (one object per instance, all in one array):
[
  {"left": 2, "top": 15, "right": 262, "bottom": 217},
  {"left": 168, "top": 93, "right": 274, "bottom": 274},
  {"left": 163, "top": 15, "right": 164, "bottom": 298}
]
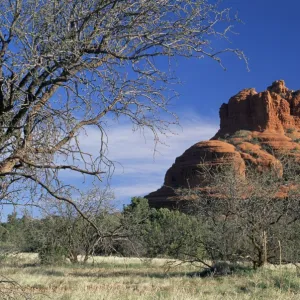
[
  {"left": 121, "top": 197, "right": 205, "bottom": 260},
  {"left": 261, "top": 143, "right": 272, "bottom": 152},
  {"left": 250, "top": 137, "right": 260, "bottom": 144},
  {"left": 0, "top": 213, "right": 43, "bottom": 254},
  {"left": 286, "top": 128, "right": 295, "bottom": 134},
  {"left": 38, "top": 243, "right": 67, "bottom": 265},
  {"left": 145, "top": 208, "right": 204, "bottom": 259},
  {"left": 189, "top": 262, "right": 253, "bottom": 277}
]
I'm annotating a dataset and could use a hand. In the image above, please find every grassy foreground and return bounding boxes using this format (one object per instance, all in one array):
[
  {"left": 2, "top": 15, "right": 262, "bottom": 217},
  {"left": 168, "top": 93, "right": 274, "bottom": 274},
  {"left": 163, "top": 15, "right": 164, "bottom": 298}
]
[{"left": 1, "top": 254, "right": 300, "bottom": 299}]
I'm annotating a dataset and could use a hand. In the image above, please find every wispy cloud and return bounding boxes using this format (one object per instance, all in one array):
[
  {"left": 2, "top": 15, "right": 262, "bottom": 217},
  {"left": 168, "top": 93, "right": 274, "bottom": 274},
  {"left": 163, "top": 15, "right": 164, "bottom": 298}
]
[
  {"left": 61, "top": 112, "right": 218, "bottom": 205},
  {"left": 89, "top": 113, "right": 217, "bottom": 202}
]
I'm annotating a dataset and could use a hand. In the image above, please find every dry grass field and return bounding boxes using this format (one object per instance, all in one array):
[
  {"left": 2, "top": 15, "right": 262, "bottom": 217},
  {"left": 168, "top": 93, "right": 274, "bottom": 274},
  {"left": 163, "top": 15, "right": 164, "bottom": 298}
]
[{"left": 1, "top": 254, "right": 300, "bottom": 299}]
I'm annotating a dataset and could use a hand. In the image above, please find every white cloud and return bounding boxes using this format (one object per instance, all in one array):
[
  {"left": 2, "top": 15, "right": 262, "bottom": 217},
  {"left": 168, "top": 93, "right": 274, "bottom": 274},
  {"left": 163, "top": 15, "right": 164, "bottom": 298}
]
[
  {"left": 113, "top": 183, "right": 162, "bottom": 199},
  {"left": 76, "top": 112, "right": 218, "bottom": 202},
  {"left": 58, "top": 112, "right": 218, "bottom": 203}
]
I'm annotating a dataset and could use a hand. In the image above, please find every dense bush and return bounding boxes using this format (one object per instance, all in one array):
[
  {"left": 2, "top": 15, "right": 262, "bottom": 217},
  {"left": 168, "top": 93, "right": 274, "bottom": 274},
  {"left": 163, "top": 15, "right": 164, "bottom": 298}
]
[
  {"left": 38, "top": 243, "right": 67, "bottom": 265},
  {"left": 0, "top": 213, "right": 43, "bottom": 254},
  {"left": 121, "top": 197, "right": 205, "bottom": 260}
]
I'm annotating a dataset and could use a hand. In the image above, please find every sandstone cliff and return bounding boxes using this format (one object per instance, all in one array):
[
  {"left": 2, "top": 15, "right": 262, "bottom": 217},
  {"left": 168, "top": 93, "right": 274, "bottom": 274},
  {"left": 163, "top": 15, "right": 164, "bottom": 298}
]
[{"left": 146, "top": 80, "right": 300, "bottom": 209}]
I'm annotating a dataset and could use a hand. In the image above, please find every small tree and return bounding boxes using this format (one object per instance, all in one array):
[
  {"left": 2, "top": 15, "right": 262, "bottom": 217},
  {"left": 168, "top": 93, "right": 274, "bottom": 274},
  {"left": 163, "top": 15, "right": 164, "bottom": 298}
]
[{"left": 39, "top": 187, "right": 120, "bottom": 264}]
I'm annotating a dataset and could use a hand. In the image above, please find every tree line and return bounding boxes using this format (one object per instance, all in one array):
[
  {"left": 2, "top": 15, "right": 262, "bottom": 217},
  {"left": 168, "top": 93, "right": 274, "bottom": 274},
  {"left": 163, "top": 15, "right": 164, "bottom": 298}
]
[
  {"left": 2, "top": 155, "right": 300, "bottom": 270},
  {"left": 0, "top": 197, "right": 204, "bottom": 265}
]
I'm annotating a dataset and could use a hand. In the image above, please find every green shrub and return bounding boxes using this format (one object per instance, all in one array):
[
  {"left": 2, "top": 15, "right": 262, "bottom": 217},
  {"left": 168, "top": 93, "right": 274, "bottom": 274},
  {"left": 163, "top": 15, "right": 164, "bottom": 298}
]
[
  {"left": 261, "top": 143, "right": 272, "bottom": 152},
  {"left": 122, "top": 198, "right": 205, "bottom": 260},
  {"left": 286, "top": 128, "right": 295, "bottom": 134},
  {"left": 38, "top": 243, "right": 67, "bottom": 265},
  {"left": 250, "top": 137, "right": 260, "bottom": 144},
  {"left": 272, "top": 272, "right": 300, "bottom": 293},
  {"left": 232, "top": 130, "right": 251, "bottom": 138}
]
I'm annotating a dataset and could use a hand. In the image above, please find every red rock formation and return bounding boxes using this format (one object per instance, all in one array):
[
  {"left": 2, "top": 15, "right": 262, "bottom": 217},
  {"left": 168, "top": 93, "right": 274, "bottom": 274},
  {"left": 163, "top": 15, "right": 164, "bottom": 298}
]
[
  {"left": 147, "top": 140, "right": 245, "bottom": 208},
  {"left": 146, "top": 80, "right": 300, "bottom": 209},
  {"left": 215, "top": 80, "right": 298, "bottom": 137}
]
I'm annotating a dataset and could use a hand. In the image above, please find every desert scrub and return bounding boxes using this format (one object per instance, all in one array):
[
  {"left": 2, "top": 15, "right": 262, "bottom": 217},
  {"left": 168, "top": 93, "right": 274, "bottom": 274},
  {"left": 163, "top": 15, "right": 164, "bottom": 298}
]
[
  {"left": 232, "top": 130, "right": 252, "bottom": 138},
  {"left": 291, "top": 147, "right": 300, "bottom": 153},
  {"left": 250, "top": 137, "right": 260, "bottom": 144},
  {"left": 261, "top": 143, "right": 273, "bottom": 152},
  {"left": 286, "top": 128, "right": 296, "bottom": 134}
]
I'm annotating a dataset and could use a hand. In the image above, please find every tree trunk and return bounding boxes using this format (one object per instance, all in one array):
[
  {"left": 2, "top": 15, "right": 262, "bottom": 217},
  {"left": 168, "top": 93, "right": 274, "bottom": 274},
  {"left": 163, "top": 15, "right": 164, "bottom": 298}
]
[
  {"left": 68, "top": 251, "right": 79, "bottom": 264},
  {"left": 263, "top": 230, "right": 267, "bottom": 265}
]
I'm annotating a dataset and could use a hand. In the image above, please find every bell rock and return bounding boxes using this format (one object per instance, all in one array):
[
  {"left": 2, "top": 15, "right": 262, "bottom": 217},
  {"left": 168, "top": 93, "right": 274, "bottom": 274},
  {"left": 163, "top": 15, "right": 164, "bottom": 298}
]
[{"left": 146, "top": 80, "right": 300, "bottom": 209}]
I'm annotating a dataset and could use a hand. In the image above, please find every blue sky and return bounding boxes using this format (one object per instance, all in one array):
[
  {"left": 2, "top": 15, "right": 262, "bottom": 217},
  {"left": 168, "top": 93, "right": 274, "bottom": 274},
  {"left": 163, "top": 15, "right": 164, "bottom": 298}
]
[
  {"left": 7, "top": 0, "right": 300, "bottom": 218},
  {"left": 85, "top": 0, "right": 300, "bottom": 207},
  {"left": 174, "top": 0, "right": 300, "bottom": 115}
]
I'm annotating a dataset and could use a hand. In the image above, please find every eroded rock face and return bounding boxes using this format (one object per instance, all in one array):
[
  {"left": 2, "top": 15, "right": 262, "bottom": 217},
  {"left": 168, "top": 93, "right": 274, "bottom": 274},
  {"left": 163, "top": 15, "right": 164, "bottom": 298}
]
[
  {"left": 147, "top": 140, "right": 245, "bottom": 208},
  {"left": 215, "top": 80, "right": 299, "bottom": 137},
  {"left": 146, "top": 80, "right": 300, "bottom": 209}
]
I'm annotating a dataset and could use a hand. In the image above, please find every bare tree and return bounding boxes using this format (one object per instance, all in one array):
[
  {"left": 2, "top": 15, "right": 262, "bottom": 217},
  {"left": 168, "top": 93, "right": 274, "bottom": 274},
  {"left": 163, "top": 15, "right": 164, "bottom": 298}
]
[
  {"left": 0, "top": 275, "right": 32, "bottom": 300},
  {"left": 177, "top": 157, "right": 300, "bottom": 268},
  {"left": 39, "top": 187, "right": 121, "bottom": 264},
  {"left": 0, "top": 0, "right": 246, "bottom": 214}
]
